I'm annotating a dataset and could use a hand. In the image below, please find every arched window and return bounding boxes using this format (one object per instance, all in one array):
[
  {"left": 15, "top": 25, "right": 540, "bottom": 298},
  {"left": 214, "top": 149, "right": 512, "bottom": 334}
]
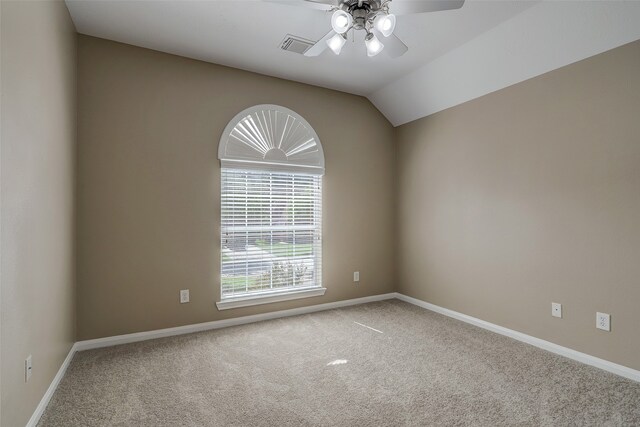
[{"left": 217, "top": 105, "right": 325, "bottom": 310}]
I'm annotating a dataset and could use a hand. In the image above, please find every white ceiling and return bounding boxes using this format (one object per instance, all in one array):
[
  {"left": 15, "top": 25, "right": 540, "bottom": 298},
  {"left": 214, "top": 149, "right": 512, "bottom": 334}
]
[
  {"left": 371, "top": 0, "right": 640, "bottom": 125},
  {"left": 65, "top": 0, "right": 535, "bottom": 96},
  {"left": 66, "top": 0, "right": 640, "bottom": 126}
]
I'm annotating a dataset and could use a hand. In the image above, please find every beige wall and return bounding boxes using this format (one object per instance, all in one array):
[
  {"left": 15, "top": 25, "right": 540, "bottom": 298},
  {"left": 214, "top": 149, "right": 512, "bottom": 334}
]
[
  {"left": 0, "top": 1, "right": 77, "bottom": 426},
  {"left": 395, "top": 40, "right": 640, "bottom": 370},
  {"left": 76, "top": 36, "right": 395, "bottom": 340},
  {"left": 4, "top": 18, "right": 635, "bottom": 425}
]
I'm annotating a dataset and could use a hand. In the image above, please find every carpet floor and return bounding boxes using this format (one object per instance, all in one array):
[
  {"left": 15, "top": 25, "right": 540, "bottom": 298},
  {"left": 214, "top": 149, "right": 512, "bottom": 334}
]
[{"left": 39, "top": 300, "right": 640, "bottom": 426}]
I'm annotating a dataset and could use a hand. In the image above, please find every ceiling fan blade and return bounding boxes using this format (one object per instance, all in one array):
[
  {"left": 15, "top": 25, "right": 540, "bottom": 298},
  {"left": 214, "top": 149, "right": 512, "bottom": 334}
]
[
  {"left": 304, "top": 30, "right": 336, "bottom": 57},
  {"left": 389, "top": 0, "right": 465, "bottom": 15},
  {"left": 379, "top": 32, "right": 408, "bottom": 58},
  {"left": 263, "top": 0, "right": 337, "bottom": 11}
]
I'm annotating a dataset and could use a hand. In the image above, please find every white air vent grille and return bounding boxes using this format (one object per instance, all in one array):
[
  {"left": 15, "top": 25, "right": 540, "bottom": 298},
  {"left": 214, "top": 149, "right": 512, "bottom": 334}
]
[{"left": 280, "top": 35, "right": 314, "bottom": 54}]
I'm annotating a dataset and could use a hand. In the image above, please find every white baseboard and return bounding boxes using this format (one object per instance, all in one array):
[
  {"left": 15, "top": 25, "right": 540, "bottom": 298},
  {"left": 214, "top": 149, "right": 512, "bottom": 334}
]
[
  {"left": 26, "top": 342, "right": 78, "bottom": 427},
  {"left": 28, "top": 293, "right": 395, "bottom": 426},
  {"left": 75, "top": 293, "right": 396, "bottom": 351},
  {"left": 28, "top": 291, "right": 639, "bottom": 427},
  {"left": 394, "top": 292, "right": 640, "bottom": 383}
]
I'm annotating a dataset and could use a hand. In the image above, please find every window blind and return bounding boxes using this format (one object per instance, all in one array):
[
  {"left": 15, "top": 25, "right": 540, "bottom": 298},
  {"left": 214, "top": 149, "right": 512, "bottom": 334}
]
[{"left": 221, "top": 168, "right": 322, "bottom": 298}]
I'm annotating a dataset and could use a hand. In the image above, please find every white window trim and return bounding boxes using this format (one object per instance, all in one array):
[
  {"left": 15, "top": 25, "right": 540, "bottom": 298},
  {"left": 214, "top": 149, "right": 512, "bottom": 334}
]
[
  {"left": 218, "top": 105, "right": 325, "bottom": 310},
  {"left": 216, "top": 286, "right": 327, "bottom": 310}
]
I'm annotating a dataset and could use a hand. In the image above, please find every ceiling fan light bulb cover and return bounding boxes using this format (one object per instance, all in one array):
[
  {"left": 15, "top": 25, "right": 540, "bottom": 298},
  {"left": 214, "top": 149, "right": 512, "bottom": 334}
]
[
  {"left": 327, "top": 33, "right": 347, "bottom": 55},
  {"left": 331, "top": 10, "right": 352, "bottom": 34},
  {"left": 365, "top": 33, "right": 384, "bottom": 57},
  {"left": 374, "top": 13, "right": 396, "bottom": 37}
]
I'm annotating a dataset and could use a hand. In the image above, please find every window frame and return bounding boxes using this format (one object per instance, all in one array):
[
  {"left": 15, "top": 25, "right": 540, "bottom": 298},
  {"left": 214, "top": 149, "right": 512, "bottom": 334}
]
[{"left": 216, "top": 105, "right": 325, "bottom": 310}]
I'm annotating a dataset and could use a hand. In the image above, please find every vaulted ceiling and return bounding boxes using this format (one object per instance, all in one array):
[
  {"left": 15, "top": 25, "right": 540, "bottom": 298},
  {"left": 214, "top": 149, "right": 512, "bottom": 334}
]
[{"left": 66, "top": 0, "right": 640, "bottom": 126}]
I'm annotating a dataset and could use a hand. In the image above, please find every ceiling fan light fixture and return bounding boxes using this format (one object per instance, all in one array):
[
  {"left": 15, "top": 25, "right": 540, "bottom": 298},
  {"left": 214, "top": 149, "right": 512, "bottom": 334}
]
[
  {"left": 374, "top": 13, "right": 396, "bottom": 37},
  {"left": 327, "top": 33, "right": 347, "bottom": 55},
  {"left": 331, "top": 10, "right": 352, "bottom": 34},
  {"left": 365, "top": 32, "right": 384, "bottom": 57}
]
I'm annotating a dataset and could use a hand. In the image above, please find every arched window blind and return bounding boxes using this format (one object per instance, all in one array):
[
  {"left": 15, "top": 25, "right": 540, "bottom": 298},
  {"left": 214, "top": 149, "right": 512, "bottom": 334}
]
[{"left": 217, "top": 105, "right": 325, "bottom": 308}]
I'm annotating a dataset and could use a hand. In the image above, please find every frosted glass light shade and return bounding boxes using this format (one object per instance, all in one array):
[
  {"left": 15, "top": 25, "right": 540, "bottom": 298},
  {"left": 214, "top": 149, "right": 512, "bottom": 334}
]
[
  {"left": 365, "top": 33, "right": 384, "bottom": 57},
  {"left": 331, "top": 10, "right": 352, "bottom": 34},
  {"left": 374, "top": 13, "right": 396, "bottom": 37},
  {"left": 327, "top": 33, "right": 347, "bottom": 55}
]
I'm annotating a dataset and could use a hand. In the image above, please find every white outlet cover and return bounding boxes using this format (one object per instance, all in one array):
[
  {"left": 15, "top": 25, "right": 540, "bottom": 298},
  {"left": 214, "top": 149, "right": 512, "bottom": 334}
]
[
  {"left": 353, "top": 271, "right": 360, "bottom": 282},
  {"left": 25, "top": 355, "right": 32, "bottom": 382},
  {"left": 551, "top": 302, "right": 562, "bottom": 318},
  {"left": 180, "top": 289, "right": 190, "bottom": 304},
  {"left": 596, "top": 312, "right": 610, "bottom": 331}
]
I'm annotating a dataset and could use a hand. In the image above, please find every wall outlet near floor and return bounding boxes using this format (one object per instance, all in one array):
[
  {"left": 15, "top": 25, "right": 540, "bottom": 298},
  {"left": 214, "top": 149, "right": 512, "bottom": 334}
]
[
  {"left": 353, "top": 271, "right": 360, "bottom": 283},
  {"left": 596, "top": 312, "right": 610, "bottom": 331},
  {"left": 180, "top": 289, "right": 190, "bottom": 304},
  {"left": 25, "top": 355, "right": 32, "bottom": 382},
  {"left": 551, "top": 302, "right": 562, "bottom": 318}
]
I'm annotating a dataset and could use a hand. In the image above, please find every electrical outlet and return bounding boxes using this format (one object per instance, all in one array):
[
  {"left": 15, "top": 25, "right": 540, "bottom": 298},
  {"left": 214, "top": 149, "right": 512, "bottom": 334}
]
[
  {"left": 596, "top": 312, "right": 610, "bottom": 331},
  {"left": 180, "top": 289, "right": 190, "bottom": 304},
  {"left": 353, "top": 271, "right": 360, "bottom": 282},
  {"left": 25, "top": 355, "right": 32, "bottom": 382},
  {"left": 551, "top": 302, "right": 562, "bottom": 318}
]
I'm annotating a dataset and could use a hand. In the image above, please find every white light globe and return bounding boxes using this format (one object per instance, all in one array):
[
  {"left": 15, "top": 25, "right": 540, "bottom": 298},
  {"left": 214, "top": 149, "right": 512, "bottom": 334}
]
[
  {"left": 373, "top": 13, "right": 396, "bottom": 37},
  {"left": 331, "top": 10, "right": 352, "bottom": 34},
  {"left": 326, "top": 33, "right": 347, "bottom": 55},
  {"left": 365, "top": 33, "right": 384, "bottom": 57}
]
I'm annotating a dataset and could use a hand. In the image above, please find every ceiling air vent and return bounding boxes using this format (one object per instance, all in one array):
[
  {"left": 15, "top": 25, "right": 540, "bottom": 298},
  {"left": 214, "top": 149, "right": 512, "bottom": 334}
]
[{"left": 280, "top": 35, "right": 315, "bottom": 55}]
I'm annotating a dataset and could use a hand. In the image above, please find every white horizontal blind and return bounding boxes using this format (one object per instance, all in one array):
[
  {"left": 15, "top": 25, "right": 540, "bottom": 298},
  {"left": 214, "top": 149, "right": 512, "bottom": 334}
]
[{"left": 221, "top": 168, "right": 322, "bottom": 298}]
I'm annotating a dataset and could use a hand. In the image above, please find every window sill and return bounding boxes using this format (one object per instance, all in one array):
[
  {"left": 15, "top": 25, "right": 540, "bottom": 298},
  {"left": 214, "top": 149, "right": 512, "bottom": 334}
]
[{"left": 216, "top": 287, "right": 327, "bottom": 311}]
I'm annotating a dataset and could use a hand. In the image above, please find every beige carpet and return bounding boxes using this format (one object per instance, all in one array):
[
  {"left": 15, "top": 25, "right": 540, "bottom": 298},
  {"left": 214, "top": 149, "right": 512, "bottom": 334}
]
[{"left": 39, "top": 300, "right": 640, "bottom": 426}]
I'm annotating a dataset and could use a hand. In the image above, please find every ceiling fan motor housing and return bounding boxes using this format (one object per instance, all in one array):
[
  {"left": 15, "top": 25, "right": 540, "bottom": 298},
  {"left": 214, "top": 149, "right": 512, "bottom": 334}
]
[
  {"left": 340, "top": 0, "right": 386, "bottom": 31},
  {"left": 341, "top": 0, "right": 384, "bottom": 11}
]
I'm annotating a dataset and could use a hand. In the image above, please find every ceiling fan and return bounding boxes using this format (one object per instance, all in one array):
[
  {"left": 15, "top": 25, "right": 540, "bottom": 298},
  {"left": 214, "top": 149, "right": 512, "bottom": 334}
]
[{"left": 268, "top": 0, "right": 465, "bottom": 58}]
